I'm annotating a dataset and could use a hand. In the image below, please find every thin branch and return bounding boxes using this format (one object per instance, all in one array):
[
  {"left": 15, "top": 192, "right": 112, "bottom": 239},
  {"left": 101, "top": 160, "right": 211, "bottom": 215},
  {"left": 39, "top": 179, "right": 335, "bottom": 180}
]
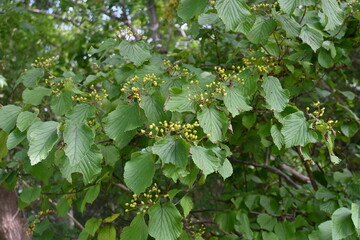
[
  {"left": 280, "top": 163, "right": 310, "bottom": 184},
  {"left": 230, "top": 157, "right": 301, "bottom": 189},
  {"left": 111, "top": 181, "right": 131, "bottom": 192},
  {"left": 296, "top": 146, "right": 318, "bottom": 191},
  {"left": 27, "top": 9, "right": 79, "bottom": 27}
]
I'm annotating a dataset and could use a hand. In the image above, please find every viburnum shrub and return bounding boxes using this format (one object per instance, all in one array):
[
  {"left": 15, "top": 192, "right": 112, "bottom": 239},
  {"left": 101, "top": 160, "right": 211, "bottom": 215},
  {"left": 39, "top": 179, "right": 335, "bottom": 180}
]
[{"left": 0, "top": 0, "right": 359, "bottom": 239}]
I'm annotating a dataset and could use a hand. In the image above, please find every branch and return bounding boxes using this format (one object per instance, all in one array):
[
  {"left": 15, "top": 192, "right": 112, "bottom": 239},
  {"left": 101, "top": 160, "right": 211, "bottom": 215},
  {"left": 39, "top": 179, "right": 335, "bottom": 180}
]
[
  {"left": 27, "top": 9, "right": 79, "bottom": 27},
  {"left": 280, "top": 164, "right": 310, "bottom": 184},
  {"left": 230, "top": 157, "right": 301, "bottom": 189},
  {"left": 111, "top": 181, "right": 131, "bottom": 192},
  {"left": 296, "top": 146, "right": 318, "bottom": 191}
]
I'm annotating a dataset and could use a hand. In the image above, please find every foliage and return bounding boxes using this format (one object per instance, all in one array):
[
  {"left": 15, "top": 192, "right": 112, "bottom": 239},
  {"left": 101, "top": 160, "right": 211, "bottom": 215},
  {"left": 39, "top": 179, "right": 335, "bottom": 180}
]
[{"left": 0, "top": 0, "right": 360, "bottom": 239}]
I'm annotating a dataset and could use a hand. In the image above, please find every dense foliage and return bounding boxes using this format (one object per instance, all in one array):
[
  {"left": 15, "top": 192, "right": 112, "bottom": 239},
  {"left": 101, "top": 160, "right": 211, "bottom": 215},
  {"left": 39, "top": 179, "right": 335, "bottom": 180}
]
[{"left": 0, "top": 0, "right": 360, "bottom": 239}]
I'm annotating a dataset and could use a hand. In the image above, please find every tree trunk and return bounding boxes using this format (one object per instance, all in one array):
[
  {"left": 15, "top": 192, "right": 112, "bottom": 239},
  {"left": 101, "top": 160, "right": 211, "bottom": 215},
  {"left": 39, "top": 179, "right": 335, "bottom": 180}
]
[{"left": 0, "top": 186, "right": 29, "bottom": 240}]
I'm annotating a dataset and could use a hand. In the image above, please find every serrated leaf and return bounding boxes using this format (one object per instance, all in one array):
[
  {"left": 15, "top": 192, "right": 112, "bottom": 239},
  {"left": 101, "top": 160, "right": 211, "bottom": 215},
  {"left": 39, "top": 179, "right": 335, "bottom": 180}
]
[
  {"left": 271, "top": 124, "right": 284, "bottom": 150},
  {"left": 198, "top": 106, "right": 229, "bottom": 143},
  {"left": 7, "top": 128, "right": 26, "bottom": 149},
  {"left": 274, "top": 14, "right": 301, "bottom": 38},
  {"left": 236, "top": 213, "right": 253, "bottom": 239},
  {"left": 104, "top": 103, "right": 145, "bottom": 142},
  {"left": 165, "top": 88, "right": 196, "bottom": 113},
  {"left": 278, "top": 0, "right": 313, "bottom": 14},
  {"left": 22, "top": 87, "right": 51, "bottom": 105},
  {"left": 60, "top": 146, "right": 102, "bottom": 184},
  {"left": 0, "top": 105, "right": 22, "bottom": 133},
  {"left": 27, "top": 121, "right": 60, "bottom": 165},
  {"left": 300, "top": 25, "right": 324, "bottom": 52},
  {"left": 351, "top": 203, "right": 360, "bottom": 235},
  {"left": 247, "top": 17, "right": 277, "bottom": 44},
  {"left": 332, "top": 207, "right": 355, "bottom": 240},
  {"left": 124, "top": 151, "right": 155, "bottom": 194},
  {"left": 66, "top": 104, "right": 95, "bottom": 123},
  {"left": 216, "top": 212, "right": 236, "bottom": 232},
  {"left": 177, "top": 0, "right": 207, "bottom": 21},
  {"left": 17, "top": 68, "right": 43, "bottom": 88},
  {"left": 84, "top": 218, "right": 102, "bottom": 236},
  {"left": 20, "top": 187, "right": 41, "bottom": 204},
  {"left": 224, "top": 87, "right": 252, "bottom": 116},
  {"left": 191, "top": 145, "right": 221, "bottom": 175},
  {"left": 148, "top": 202, "right": 182, "bottom": 240},
  {"left": 120, "top": 215, "right": 148, "bottom": 240},
  {"left": 140, "top": 92, "right": 170, "bottom": 124},
  {"left": 16, "top": 111, "right": 39, "bottom": 132},
  {"left": 262, "top": 76, "right": 289, "bottom": 112},
  {"left": 180, "top": 196, "right": 193, "bottom": 217},
  {"left": 257, "top": 214, "right": 276, "bottom": 231},
  {"left": 217, "top": 158, "right": 233, "bottom": 179},
  {"left": 215, "top": 0, "right": 251, "bottom": 31},
  {"left": 119, "top": 40, "right": 151, "bottom": 66},
  {"left": 321, "top": 0, "right": 344, "bottom": 31},
  {"left": 98, "top": 225, "right": 116, "bottom": 240},
  {"left": 50, "top": 91, "right": 73, "bottom": 115},
  {"left": 281, "top": 112, "right": 317, "bottom": 148},
  {"left": 84, "top": 184, "right": 100, "bottom": 204},
  {"left": 318, "top": 49, "right": 334, "bottom": 68},
  {"left": 152, "top": 135, "right": 190, "bottom": 169},
  {"left": 64, "top": 120, "right": 94, "bottom": 166}
]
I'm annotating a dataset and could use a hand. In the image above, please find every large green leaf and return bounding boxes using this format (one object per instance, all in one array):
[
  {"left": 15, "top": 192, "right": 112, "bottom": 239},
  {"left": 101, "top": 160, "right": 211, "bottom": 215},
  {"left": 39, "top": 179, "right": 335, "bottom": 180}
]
[
  {"left": 148, "top": 202, "right": 182, "bottom": 240},
  {"left": 66, "top": 103, "right": 95, "bottom": 124},
  {"left": 257, "top": 213, "right": 276, "bottom": 231},
  {"left": 217, "top": 158, "right": 233, "bottom": 179},
  {"left": 152, "top": 135, "right": 190, "bottom": 169},
  {"left": 97, "top": 225, "right": 116, "bottom": 240},
  {"left": 60, "top": 147, "right": 102, "bottom": 184},
  {"left": 224, "top": 87, "right": 252, "bottom": 117},
  {"left": 124, "top": 151, "right": 155, "bottom": 194},
  {"left": 299, "top": 25, "right": 324, "bottom": 52},
  {"left": 20, "top": 187, "right": 41, "bottom": 204},
  {"left": 7, "top": 128, "right": 26, "bottom": 149},
  {"left": 281, "top": 112, "right": 317, "bottom": 148},
  {"left": 0, "top": 105, "right": 22, "bottom": 133},
  {"left": 63, "top": 120, "right": 94, "bottom": 166},
  {"left": 191, "top": 145, "right": 221, "bottom": 175},
  {"left": 16, "top": 111, "right": 39, "bottom": 132},
  {"left": 104, "top": 103, "right": 145, "bottom": 142},
  {"left": 165, "top": 88, "right": 196, "bottom": 113},
  {"left": 321, "top": 0, "right": 344, "bottom": 31},
  {"left": 27, "top": 121, "right": 60, "bottom": 165},
  {"left": 274, "top": 14, "right": 301, "bottom": 38},
  {"left": 271, "top": 124, "right": 284, "bottom": 150},
  {"left": 247, "top": 17, "right": 277, "bottom": 44},
  {"left": 236, "top": 213, "right": 253, "bottom": 239},
  {"left": 215, "top": 0, "right": 251, "bottom": 31},
  {"left": 177, "top": 0, "right": 207, "bottom": 21},
  {"left": 351, "top": 203, "right": 360, "bottom": 235},
  {"left": 17, "top": 68, "right": 43, "bottom": 88},
  {"left": 262, "top": 76, "right": 289, "bottom": 112},
  {"left": 140, "top": 92, "right": 170, "bottom": 124},
  {"left": 50, "top": 91, "right": 73, "bottom": 115},
  {"left": 278, "top": 0, "right": 314, "bottom": 14},
  {"left": 119, "top": 40, "right": 151, "bottom": 66},
  {"left": 120, "top": 215, "right": 148, "bottom": 240},
  {"left": 22, "top": 87, "right": 51, "bottom": 105},
  {"left": 332, "top": 207, "right": 355, "bottom": 240},
  {"left": 198, "top": 106, "right": 229, "bottom": 143},
  {"left": 180, "top": 196, "right": 193, "bottom": 217}
]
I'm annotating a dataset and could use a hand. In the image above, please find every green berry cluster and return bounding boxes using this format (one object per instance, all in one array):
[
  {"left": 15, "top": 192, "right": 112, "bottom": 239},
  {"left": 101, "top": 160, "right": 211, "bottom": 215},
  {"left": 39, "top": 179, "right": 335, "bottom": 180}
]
[
  {"left": 250, "top": 2, "right": 278, "bottom": 11},
  {"left": 26, "top": 209, "right": 54, "bottom": 237},
  {"left": 72, "top": 85, "right": 108, "bottom": 104},
  {"left": 184, "top": 218, "right": 206, "bottom": 238},
  {"left": 49, "top": 77, "right": 72, "bottom": 97},
  {"left": 243, "top": 55, "right": 276, "bottom": 74},
  {"left": 307, "top": 101, "right": 338, "bottom": 131},
  {"left": 31, "top": 56, "right": 56, "bottom": 68},
  {"left": 120, "top": 74, "right": 164, "bottom": 101},
  {"left": 163, "top": 59, "right": 192, "bottom": 78}
]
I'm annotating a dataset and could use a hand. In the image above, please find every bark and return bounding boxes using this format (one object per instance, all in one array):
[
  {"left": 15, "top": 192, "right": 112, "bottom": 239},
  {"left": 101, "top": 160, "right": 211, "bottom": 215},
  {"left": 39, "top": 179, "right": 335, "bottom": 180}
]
[{"left": 0, "top": 185, "right": 29, "bottom": 240}]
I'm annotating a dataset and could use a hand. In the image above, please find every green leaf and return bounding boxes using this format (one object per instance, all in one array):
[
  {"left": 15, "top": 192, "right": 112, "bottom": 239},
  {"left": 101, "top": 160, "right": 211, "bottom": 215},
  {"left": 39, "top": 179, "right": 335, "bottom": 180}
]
[
  {"left": 0, "top": 131, "right": 8, "bottom": 159},
  {"left": 180, "top": 196, "right": 193, "bottom": 217},
  {"left": 242, "top": 112, "right": 257, "bottom": 129},
  {"left": 281, "top": 111, "right": 317, "bottom": 148},
  {"left": 300, "top": 25, "right": 324, "bottom": 52},
  {"left": 198, "top": 13, "right": 220, "bottom": 25},
  {"left": 257, "top": 213, "right": 276, "bottom": 231},
  {"left": 64, "top": 120, "right": 94, "bottom": 166},
  {"left": 27, "top": 121, "right": 60, "bottom": 165},
  {"left": 7, "top": 128, "right": 26, "bottom": 149},
  {"left": 318, "top": 221, "right": 332, "bottom": 240},
  {"left": 124, "top": 151, "right": 155, "bottom": 194},
  {"left": 332, "top": 207, "right": 355, "bottom": 240},
  {"left": 0, "top": 74, "right": 7, "bottom": 88},
  {"left": 271, "top": 124, "right": 284, "bottom": 150},
  {"left": 224, "top": 86, "right": 252, "bottom": 116},
  {"left": 318, "top": 49, "right": 334, "bottom": 68},
  {"left": 60, "top": 147, "right": 102, "bottom": 184},
  {"left": 103, "top": 213, "right": 120, "bottom": 223},
  {"left": 216, "top": 212, "right": 236, "bottom": 232},
  {"left": 0, "top": 105, "right": 22, "bottom": 133},
  {"left": 20, "top": 187, "right": 41, "bottom": 204},
  {"left": 262, "top": 232, "right": 279, "bottom": 240},
  {"left": 278, "top": 0, "right": 313, "bottom": 14},
  {"left": 148, "top": 202, "right": 182, "bottom": 240},
  {"left": 191, "top": 145, "right": 221, "bottom": 175},
  {"left": 16, "top": 111, "right": 39, "bottom": 132},
  {"left": 56, "top": 198, "right": 70, "bottom": 217},
  {"left": 50, "top": 91, "right": 73, "bottom": 115},
  {"left": 140, "top": 92, "right": 170, "bottom": 124},
  {"left": 119, "top": 40, "right": 151, "bottom": 66},
  {"left": 120, "top": 215, "right": 148, "bottom": 240},
  {"left": 177, "top": 0, "right": 207, "bottom": 21},
  {"left": 321, "top": 0, "right": 344, "bottom": 31},
  {"left": 236, "top": 212, "right": 253, "bottom": 239},
  {"left": 152, "top": 135, "right": 190, "bottom": 169},
  {"left": 22, "top": 87, "right": 51, "bottom": 105},
  {"left": 262, "top": 76, "right": 289, "bottom": 112},
  {"left": 98, "top": 145, "right": 120, "bottom": 166},
  {"left": 104, "top": 103, "right": 145, "bottom": 142},
  {"left": 97, "top": 225, "right": 116, "bottom": 240},
  {"left": 84, "top": 184, "right": 100, "bottom": 204},
  {"left": 84, "top": 218, "right": 102, "bottom": 236},
  {"left": 215, "top": 0, "right": 251, "bottom": 31},
  {"left": 217, "top": 158, "right": 233, "bottom": 179},
  {"left": 274, "top": 222, "right": 295, "bottom": 240},
  {"left": 260, "top": 196, "right": 280, "bottom": 214},
  {"left": 17, "top": 68, "right": 43, "bottom": 88},
  {"left": 351, "top": 203, "right": 360, "bottom": 235},
  {"left": 198, "top": 106, "right": 229, "bottom": 143},
  {"left": 247, "top": 17, "right": 277, "bottom": 44},
  {"left": 165, "top": 88, "right": 196, "bottom": 113},
  {"left": 274, "top": 14, "right": 301, "bottom": 38},
  {"left": 66, "top": 103, "right": 95, "bottom": 124}
]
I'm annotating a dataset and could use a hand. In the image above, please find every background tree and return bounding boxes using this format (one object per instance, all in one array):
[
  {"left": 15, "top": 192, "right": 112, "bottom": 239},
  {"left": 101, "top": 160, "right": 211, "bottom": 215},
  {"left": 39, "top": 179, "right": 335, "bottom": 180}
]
[{"left": 0, "top": 0, "right": 360, "bottom": 239}]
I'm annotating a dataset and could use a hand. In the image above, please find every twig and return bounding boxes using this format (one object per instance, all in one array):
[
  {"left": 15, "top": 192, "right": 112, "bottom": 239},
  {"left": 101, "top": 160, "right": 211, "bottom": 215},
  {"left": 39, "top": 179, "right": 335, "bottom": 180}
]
[
  {"left": 111, "top": 181, "right": 131, "bottom": 192},
  {"left": 280, "top": 163, "right": 310, "bottom": 184},
  {"left": 296, "top": 146, "right": 318, "bottom": 191}
]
